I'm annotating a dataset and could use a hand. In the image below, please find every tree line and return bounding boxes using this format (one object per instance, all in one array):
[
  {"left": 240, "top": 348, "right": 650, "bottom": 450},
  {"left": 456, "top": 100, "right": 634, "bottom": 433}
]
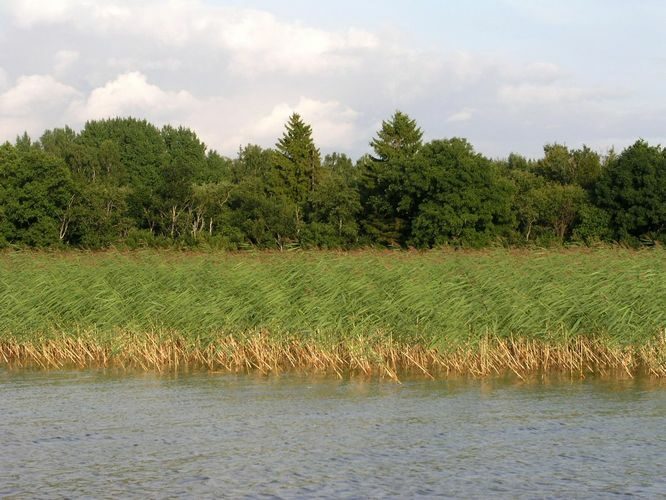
[{"left": 0, "top": 112, "right": 664, "bottom": 249}]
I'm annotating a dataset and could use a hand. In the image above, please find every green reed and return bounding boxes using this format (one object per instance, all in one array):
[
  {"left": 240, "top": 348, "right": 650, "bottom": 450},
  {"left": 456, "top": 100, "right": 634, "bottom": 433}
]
[{"left": 0, "top": 249, "right": 664, "bottom": 351}]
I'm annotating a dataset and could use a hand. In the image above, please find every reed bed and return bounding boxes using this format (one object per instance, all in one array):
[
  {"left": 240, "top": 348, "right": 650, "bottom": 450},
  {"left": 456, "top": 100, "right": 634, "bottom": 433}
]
[
  {"left": 2, "top": 331, "right": 665, "bottom": 379},
  {"left": 1, "top": 249, "right": 665, "bottom": 378}
]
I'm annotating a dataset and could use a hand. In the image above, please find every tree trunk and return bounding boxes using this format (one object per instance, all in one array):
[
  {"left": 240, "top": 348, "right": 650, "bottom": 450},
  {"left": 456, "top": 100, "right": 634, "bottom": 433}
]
[{"left": 58, "top": 195, "right": 76, "bottom": 242}]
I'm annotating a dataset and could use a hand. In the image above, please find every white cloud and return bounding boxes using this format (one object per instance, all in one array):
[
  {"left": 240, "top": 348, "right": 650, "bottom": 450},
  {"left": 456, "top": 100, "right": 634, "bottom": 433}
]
[
  {"left": 0, "top": 68, "right": 7, "bottom": 91},
  {"left": 252, "top": 103, "right": 293, "bottom": 139},
  {"left": 5, "top": 0, "right": 379, "bottom": 75},
  {"left": 295, "top": 98, "right": 361, "bottom": 148},
  {"left": 523, "top": 62, "right": 564, "bottom": 82},
  {"left": 107, "top": 57, "right": 183, "bottom": 72},
  {"left": 0, "top": 73, "right": 80, "bottom": 141},
  {"left": 54, "top": 49, "right": 80, "bottom": 75},
  {"left": 446, "top": 51, "right": 492, "bottom": 84},
  {"left": 499, "top": 61, "right": 566, "bottom": 84},
  {"left": 497, "top": 83, "right": 620, "bottom": 106},
  {"left": 447, "top": 108, "right": 474, "bottom": 123},
  {"left": 249, "top": 97, "right": 361, "bottom": 149},
  {"left": 0, "top": 74, "right": 79, "bottom": 116},
  {"left": 6, "top": 0, "right": 78, "bottom": 27},
  {"left": 73, "top": 71, "right": 196, "bottom": 121},
  {"left": 216, "top": 15, "right": 379, "bottom": 74}
]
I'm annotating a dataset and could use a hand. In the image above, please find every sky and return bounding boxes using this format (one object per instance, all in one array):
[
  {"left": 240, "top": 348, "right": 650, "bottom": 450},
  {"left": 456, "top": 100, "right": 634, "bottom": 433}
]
[{"left": 0, "top": 0, "right": 664, "bottom": 159}]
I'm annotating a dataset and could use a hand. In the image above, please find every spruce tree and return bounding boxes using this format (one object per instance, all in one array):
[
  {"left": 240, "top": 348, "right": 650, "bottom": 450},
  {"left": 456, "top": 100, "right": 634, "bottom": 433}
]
[
  {"left": 370, "top": 111, "right": 423, "bottom": 162},
  {"left": 361, "top": 111, "right": 423, "bottom": 245},
  {"left": 273, "top": 113, "right": 322, "bottom": 206}
]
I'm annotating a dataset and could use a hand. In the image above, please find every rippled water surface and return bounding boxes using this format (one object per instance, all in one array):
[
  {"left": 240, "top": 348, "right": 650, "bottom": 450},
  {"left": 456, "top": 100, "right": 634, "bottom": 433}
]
[{"left": 1, "top": 369, "right": 665, "bottom": 498}]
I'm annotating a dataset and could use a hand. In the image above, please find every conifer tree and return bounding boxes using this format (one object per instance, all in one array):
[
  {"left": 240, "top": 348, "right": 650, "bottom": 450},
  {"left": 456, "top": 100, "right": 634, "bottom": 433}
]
[
  {"left": 361, "top": 111, "right": 423, "bottom": 245},
  {"left": 273, "top": 113, "right": 322, "bottom": 206},
  {"left": 370, "top": 111, "right": 423, "bottom": 162}
]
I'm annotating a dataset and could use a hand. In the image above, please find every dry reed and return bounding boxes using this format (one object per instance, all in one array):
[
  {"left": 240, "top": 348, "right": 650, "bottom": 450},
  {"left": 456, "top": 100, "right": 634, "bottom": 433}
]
[{"left": 2, "top": 330, "right": 665, "bottom": 380}]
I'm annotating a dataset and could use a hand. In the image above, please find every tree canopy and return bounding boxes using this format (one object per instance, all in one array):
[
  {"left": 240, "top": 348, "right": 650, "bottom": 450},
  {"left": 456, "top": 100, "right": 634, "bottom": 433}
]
[
  {"left": 0, "top": 113, "right": 663, "bottom": 249},
  {"left": 595, "top": 140, "right": 666, "bottom": 242}
]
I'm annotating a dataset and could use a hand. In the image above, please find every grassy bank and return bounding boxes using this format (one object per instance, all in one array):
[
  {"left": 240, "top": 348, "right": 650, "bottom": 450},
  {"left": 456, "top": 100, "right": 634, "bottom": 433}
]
[{"left": 1, "top": 249, "right": 665, "bottom": 378}]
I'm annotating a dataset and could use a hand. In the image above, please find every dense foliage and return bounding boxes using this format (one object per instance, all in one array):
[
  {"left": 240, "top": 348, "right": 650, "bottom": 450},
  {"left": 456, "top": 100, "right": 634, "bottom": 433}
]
[{"left": 1, "top": 113, "right": 664, "bottom": 249}]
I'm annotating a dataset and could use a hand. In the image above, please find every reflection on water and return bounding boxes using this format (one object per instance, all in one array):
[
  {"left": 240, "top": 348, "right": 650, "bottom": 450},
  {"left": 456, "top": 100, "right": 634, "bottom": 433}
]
[{"left": 1, "top": 369, "right": 665, "bottom": 498}]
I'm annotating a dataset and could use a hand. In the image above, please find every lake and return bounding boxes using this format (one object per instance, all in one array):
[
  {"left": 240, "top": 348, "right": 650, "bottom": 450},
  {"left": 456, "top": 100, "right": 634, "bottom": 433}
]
[{"left": 1, "top": 369, "right": 665, "bottom": 498}]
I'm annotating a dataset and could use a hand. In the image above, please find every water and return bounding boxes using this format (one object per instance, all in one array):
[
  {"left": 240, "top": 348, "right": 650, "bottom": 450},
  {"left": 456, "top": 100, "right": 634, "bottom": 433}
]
[{"left": 1, "top": 369, "right": 665, "bottom": 498}]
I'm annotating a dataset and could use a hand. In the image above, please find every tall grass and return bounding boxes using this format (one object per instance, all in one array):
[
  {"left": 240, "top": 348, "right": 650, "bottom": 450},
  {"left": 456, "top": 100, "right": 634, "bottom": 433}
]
[{"left": 1, "top": 249, "right": 664, "bottom": 376}]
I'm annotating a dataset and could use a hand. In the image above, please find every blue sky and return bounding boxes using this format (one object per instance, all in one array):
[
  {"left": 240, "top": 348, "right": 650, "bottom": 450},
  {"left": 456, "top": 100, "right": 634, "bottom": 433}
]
[{"left": 0, "top": 0, "right": 664, "bottom": 158}]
